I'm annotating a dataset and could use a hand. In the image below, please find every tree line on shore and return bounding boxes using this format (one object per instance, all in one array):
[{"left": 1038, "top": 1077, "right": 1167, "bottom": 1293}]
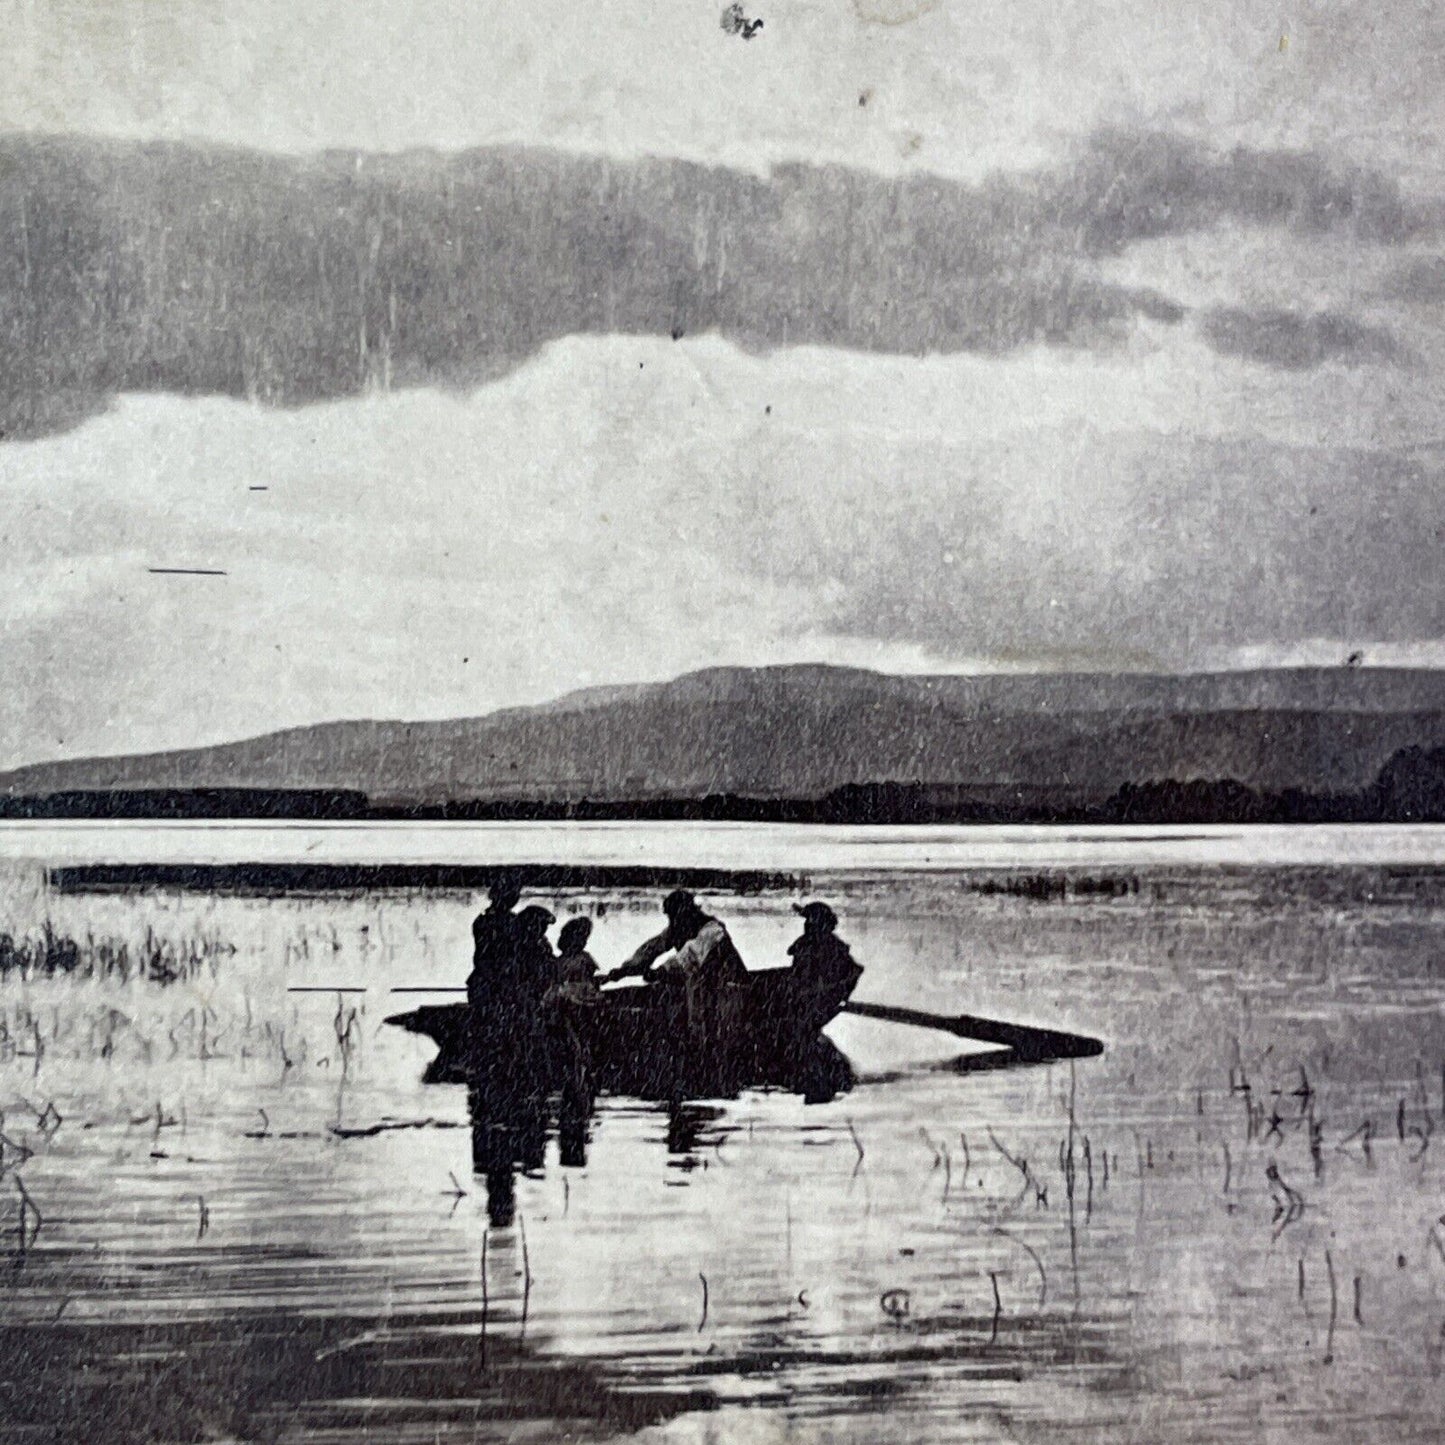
[{"left": 3, "top": 745, "right": 1443, "bottom": 825}]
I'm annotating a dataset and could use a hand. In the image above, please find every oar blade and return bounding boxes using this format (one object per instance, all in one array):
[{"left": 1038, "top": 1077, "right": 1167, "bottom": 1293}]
[{"left": 843, "top": 1000, "right": 1103, "bottom": 1061}]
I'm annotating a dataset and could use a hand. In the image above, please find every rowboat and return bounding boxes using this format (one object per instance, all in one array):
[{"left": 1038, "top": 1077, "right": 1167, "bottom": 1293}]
[{"left": 385, "top": 962, "right": 864, "bottom": 1102}]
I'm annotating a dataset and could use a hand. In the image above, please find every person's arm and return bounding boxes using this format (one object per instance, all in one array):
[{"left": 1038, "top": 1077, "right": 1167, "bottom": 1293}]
[
  {"left": 693, "top": 921, "right": 726, "bottom": 957},
  {"left": 704, "top": 921, "right": 750, "bottom": 977},
  {"left": 607, "top": 928, "right": 673, "bottom": 981},
  {"left": 668, "top": 922, "right": 727, "bottom": 977}
]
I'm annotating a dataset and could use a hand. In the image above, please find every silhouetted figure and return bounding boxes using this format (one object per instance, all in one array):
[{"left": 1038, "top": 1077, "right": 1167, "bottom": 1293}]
[
  {"left": 615, "top": 890, "right": 748, "bottom": 1092},
  {"left": 468, "top": 914, "right": 593, "bottom": 1222},
  {"left": 513, "top": 904, "right": 560, "bottom": 986},
  {"left": 466, "top": 889, "right": 557, "bottom": 1206},
  {"left": 787, "top": 901, "right": 861, "bottom": 1000},
  {"left": 511, "top": 905, "right": 559, "bottom": 1170},
  {"left": 547, "top": 916, "right": 603, "bottom": 1120},
  {"left": 466, "top": 879, "right": 523, "bottom": 1124},
  {"left": 467, "top": 881, "right": 522, "bottom": 1220},
  {"left": 554, "top": 916, "right": 602, "bottom": 999},
  {"left": 472, "top": 873, "right": 524, "bottom": 954},
  {"left": 467, "top": 875, "right": 523, "bottom": 1052},
  {"left": 551, "top": 910, "right": 598, "bottom": 1169}
]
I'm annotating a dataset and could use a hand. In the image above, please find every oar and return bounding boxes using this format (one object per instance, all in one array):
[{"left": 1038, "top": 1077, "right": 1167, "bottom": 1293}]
[
  {"left": 842, "top": 1001, "right": 1103, "bottom": 1061},
  {"left": 286, "top": 986, "right": 468, "bottom": 994}
]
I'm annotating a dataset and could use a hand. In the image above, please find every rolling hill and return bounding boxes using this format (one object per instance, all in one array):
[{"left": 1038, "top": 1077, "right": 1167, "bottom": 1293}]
[{"left": 4, "top": 665, "right": 1445, "bottom": 812}]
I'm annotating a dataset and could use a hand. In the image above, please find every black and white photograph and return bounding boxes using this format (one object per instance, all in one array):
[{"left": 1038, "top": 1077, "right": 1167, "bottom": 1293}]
[{"left": 2, "top": 2, "right": 1445, "bottom": 1439}]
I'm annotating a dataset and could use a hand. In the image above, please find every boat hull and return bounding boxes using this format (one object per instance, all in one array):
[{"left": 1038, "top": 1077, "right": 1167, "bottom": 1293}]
[{"left": 386, "top": 964, "right": 861, "bottom": 1102}]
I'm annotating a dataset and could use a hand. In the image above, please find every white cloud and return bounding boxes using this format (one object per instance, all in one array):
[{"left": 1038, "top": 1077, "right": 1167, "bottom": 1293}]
[{"left": 1, "top": 331, "right": 1440, "bottom": 768}]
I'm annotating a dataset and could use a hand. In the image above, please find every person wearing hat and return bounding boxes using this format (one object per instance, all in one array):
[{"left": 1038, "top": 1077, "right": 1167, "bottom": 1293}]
[
  {"left": 786, "top": 900, "right": 863, "bottom": 1011},
  {"left": 611, "top": 889, "right": 748, "bottom": 1087},
  {"left": 468, "top": 874, "right": 524, "bottom": 1008},
  {"left": 607, "top": 890, "right": 725, "bottom": 976},
  {"left": 514, "top": 904, "right": 560, "bottom": 989}
]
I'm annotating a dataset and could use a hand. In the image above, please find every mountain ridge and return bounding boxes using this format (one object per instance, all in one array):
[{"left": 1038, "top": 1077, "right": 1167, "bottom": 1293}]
[{"left": 5, "top": 665, "right": 1445, "bottom": 809}]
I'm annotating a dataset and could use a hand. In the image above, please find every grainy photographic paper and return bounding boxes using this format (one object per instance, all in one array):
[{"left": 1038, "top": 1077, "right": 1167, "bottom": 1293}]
[{"left": 1, "top": 3, "right": 1444, "bottom": 1441}]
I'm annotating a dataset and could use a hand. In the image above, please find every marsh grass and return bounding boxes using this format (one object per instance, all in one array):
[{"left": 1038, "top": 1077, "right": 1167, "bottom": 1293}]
[
  {"left": 0, "top": 921, "right": 233, "bottom": 985},
  {"left": 0, "top": 871, "right": 423, "bottom": 1072},
  {"left": 0, "top": 911, "right": 334, "bottom": 1074}
]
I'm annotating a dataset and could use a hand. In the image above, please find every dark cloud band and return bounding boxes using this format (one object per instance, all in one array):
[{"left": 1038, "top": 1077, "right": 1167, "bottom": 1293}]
[
  {"left": 0, "top": 129, "right": 1428, "bottom": 439},
  {"left": 1200, "top": 308, "right": 1408, "bottom": 371}
]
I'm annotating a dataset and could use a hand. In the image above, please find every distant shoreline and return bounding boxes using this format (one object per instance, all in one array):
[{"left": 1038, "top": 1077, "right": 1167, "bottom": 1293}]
[{"left": 3, "top": 769, "right": 1445, "bottom": 828}]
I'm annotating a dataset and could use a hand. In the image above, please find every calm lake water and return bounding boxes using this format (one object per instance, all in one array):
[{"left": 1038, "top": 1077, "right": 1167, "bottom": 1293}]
[{"left": 1, "top": 824, "right": 1445, "bottom": 1442}]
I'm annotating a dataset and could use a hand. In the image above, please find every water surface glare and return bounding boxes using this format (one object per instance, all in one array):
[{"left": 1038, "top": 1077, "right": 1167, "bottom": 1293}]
[
  {"left": 4, "top": 818, "right": 1445, "bottom": 868},
  {"left": 0, "top": 828, "right": 1443, "bottom": 1440}
]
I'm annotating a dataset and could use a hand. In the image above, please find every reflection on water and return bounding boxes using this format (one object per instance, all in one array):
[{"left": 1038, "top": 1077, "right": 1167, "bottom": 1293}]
[
  {"left": 465, "top": 1082, "right": 592, "bottom": 1228},
  {"left": 0, "top": 857, "right": 1444, "bottom": 1440}
]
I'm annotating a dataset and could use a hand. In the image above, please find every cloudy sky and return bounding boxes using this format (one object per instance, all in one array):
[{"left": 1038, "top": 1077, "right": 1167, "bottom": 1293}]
[{"left": 1, "top": 0, "right": 1443, "bottom": 768}]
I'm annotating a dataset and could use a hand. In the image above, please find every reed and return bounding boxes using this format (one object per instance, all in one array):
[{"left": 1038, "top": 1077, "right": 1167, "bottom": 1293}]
[{"left": 0, "top": 922, "right": 232, "bottom": 985}]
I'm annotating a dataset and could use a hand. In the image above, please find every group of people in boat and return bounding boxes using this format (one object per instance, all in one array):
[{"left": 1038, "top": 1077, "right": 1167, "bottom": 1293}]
[
  {"left": 458, "top": 876, "right": 860, "bottom": 1223},
  {"left": 463, "top": 877, "right": 860, "bottom": 1113}
]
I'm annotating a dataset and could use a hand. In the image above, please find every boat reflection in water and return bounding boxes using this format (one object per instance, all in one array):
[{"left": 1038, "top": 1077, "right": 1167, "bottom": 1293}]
[
  {"left": 390, "top": 958, "right": 866, "bottom": 1224},
  {"left": 450, "top": 976, "right": 855, "bottom": 1225},
  {"left": 465, "top": 1086, "right": 542, "bottom": 1228},
  {"left": 464, "top": 1082, "right": 741, "bottom": 1226}
]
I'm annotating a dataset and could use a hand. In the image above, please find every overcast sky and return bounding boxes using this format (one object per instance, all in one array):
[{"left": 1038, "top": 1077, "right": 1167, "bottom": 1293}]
[{"left": 1, "top": 0, "right": 1443, "bottom": 768}]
